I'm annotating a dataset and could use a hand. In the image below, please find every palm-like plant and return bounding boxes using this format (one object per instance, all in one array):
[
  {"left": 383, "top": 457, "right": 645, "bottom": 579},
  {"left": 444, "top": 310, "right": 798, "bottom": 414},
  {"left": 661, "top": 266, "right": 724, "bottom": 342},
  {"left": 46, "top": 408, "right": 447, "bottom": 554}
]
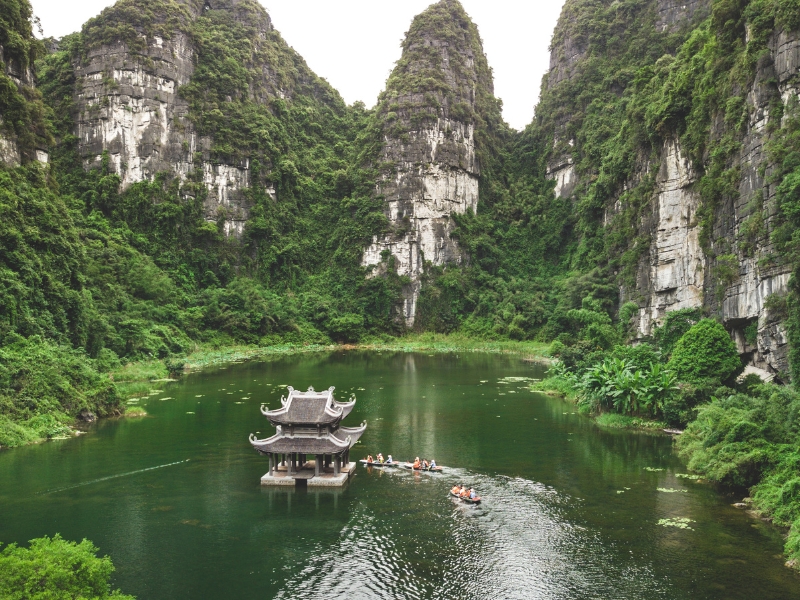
[{"left": 578, "top": 358, "right": 678, "bottom": 417}]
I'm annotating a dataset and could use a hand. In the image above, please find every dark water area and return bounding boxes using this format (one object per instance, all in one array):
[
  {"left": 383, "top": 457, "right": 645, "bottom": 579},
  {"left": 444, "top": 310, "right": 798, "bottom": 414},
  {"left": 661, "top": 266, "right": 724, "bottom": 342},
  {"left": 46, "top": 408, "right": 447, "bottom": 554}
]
[{"left": 1, "top": 352, "right": 798, "bottom": 599}]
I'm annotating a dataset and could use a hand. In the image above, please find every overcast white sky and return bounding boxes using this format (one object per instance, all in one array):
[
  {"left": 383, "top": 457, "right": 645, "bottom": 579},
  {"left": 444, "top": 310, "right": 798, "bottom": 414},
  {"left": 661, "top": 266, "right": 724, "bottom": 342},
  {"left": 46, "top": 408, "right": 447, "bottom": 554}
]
[{"left": 29, "top": 0, "right": 565, "bottom": 130}]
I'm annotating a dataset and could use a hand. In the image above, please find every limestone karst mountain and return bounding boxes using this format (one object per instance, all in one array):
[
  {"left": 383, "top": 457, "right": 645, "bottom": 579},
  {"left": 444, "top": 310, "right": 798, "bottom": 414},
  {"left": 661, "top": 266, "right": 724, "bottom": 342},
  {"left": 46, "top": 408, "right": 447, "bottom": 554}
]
[
  {"left": 67, "top": 0, "right": 349, "bottom": 237},
  {"left": 362, "top": 0, "right": 507, "bottom": 326}
]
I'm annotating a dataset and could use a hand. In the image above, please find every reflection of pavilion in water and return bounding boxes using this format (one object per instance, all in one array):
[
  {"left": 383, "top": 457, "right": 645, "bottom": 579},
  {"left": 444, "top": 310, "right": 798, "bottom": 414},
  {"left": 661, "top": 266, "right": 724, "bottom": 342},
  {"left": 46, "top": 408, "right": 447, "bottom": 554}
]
[
  {"left": 249, "top": 386, "right": 366, "bottom": 487},
  {"left": 260, "top": 485, "right": 345, "bottom": 512}
]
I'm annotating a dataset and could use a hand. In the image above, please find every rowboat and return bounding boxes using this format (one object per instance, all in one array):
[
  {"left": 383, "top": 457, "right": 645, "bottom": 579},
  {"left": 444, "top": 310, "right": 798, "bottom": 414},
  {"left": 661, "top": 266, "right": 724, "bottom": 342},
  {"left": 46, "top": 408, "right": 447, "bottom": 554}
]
[
  {"left": 450, "top": 490, "right": 481, "bottom": 504},
  {"left": 359, "top": 459, "right": 400, "bottom": 468},
  {"left": 400, "top": 462, "right": 444, "bottom": 473}
]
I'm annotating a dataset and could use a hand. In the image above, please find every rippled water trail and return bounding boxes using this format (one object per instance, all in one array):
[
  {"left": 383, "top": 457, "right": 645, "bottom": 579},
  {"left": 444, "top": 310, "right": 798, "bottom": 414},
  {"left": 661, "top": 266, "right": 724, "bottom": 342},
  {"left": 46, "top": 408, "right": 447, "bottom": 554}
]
[{"left": 1, "top": 352, "right": 798, "bottom": 599}]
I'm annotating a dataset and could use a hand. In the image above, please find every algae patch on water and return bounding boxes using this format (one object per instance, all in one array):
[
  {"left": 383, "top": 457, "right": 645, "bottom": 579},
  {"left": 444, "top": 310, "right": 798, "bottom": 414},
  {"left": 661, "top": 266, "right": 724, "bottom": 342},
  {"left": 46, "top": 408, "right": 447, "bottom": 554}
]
[{"left": 659, "top": 517, "right": 695, "bottom": 530}]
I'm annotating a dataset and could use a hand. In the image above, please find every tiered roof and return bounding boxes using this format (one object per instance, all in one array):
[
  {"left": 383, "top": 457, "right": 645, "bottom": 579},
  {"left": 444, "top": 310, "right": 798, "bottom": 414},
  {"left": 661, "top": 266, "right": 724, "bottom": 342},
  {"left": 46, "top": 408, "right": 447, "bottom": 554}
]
[
  {"left": 260, "top": 386, "right": 355, "bottom": 427},
  {"left": 249, "top": 386, "right": 366, "bottom": 455}
]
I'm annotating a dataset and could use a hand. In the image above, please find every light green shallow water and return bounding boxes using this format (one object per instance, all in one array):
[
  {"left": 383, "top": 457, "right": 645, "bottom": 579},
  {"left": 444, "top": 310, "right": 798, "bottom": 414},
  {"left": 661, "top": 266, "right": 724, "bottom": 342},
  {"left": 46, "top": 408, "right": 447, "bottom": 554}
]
[{"left": 1, "top": 351, "right": 798, "bottom": 599}]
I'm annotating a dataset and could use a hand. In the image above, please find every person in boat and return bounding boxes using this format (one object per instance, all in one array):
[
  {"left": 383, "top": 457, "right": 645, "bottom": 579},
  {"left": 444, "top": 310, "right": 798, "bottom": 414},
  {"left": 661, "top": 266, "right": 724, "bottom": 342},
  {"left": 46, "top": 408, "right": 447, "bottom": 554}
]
[
  {"left": 366, "top": 455, "right": 374, "bottom": 464},
  {"left": 451, "top": 484, "right": 461, "bottom": 495},
  {"left": 377, "top": 453, "right": 384, "bottom": 463},
  {"left": 460, "top": 487, "right": 470, "bottom": 499},
  {"left": 386, "top": 454, "right": 393, "bottom": 464},
  {"left": 413, "top": 457, "right": 421, "bottom": 469},
  {"left": 469, "top": 489, "right": 477, "bottom": 500},
  {"left": 430, "top": 459, "right": 436, "bottom": 469}
]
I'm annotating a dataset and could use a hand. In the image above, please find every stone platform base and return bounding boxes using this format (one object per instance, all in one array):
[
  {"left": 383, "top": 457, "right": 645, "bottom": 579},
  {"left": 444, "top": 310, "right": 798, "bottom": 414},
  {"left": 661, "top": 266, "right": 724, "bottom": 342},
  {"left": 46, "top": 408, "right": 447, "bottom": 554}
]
[{"left": 261, "top": 461, "right": 356, "bottom": 487}]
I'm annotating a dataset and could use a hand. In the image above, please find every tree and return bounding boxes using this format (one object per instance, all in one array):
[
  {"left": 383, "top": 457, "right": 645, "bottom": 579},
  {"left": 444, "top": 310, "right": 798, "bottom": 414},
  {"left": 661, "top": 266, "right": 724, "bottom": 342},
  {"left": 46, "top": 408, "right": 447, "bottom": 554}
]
[
  {"left": 0, "top": 535, "right": 135, "bottom": 599},
  {"left": 667, "top": 319, "right": 742, "bottom": 384}
]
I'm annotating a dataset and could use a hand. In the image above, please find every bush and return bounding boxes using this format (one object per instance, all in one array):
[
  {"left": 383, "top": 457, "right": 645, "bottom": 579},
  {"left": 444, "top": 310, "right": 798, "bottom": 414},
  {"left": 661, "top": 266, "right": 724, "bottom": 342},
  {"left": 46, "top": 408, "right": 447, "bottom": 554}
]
[
  {"left": 0, "top": 535, "right": 135, "bottom": 599},
  {"left": 326, "top": 314, "right": 365, "bottom": 344},
  {"left": 667, "top": 319, "right": 742, "bottom": 384},
  {"left": 661, "top": 378, "right": 724, "bottom": 427}
]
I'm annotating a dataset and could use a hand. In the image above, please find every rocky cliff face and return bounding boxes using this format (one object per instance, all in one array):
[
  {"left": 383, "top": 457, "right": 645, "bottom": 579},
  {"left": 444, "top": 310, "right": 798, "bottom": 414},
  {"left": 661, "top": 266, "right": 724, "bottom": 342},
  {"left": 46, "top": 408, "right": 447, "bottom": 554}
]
[
  {"left": 0, "top": 39, "right": 47, "bottom": 166},
  {"left": 74, "top": 1, "right": 261, "bottom": 236},
  {"left": 61, "top": 0, "right": 336, "bottom": 241},
  {"left": 363, "top": 0, "right": 499, "bottom": 327},
  {"left": 545, "top": 0, "right": 799, "bottom": 377},
  {"left": 545, "top": 0, "right": 710, "bottom": 202},
  {"left": 633, "top": 26, "right": 800, "bottom": 377}
]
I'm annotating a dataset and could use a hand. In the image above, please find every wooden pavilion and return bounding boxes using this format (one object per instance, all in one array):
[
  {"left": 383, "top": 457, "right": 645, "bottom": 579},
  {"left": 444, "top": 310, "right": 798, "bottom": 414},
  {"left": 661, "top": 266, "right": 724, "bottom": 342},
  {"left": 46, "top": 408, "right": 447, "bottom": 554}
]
[{"left": 249, "top": 386, "right": 366, "bottom": 487}]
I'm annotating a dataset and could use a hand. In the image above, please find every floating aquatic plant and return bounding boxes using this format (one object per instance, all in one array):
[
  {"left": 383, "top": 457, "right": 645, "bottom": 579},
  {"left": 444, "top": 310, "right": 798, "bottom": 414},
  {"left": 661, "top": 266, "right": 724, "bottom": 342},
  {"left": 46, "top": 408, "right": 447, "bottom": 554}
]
[
  {"left": 658, "top": 517, "right": 695, "bottom": 530},
  {"left": 644, "top": 467, "right": 664, "bottom": 472},
  {"left": 658, "top": 488, "right": 688, "bottom": 493},
  {"left": 675, "top": 473, "right": 702, "bottom": 480}
]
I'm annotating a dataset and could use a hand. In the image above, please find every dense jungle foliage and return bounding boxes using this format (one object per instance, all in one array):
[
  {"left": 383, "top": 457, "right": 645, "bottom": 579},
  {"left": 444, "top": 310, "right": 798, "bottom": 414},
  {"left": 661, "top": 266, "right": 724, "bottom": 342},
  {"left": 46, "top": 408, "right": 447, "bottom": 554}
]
[{"left": 2, "top": 0, "right": 800, "bottom": 568}]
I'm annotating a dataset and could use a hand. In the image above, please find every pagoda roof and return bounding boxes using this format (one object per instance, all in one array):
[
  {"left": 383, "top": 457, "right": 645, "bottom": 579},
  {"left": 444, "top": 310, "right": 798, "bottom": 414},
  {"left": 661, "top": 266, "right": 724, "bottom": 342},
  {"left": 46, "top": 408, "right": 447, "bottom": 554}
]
[
  {"left": 260, "top": 386, "right": 355, "bottom": 426},
  {"left": 249, "top": 423, "right": 367, "bottom": 455}
]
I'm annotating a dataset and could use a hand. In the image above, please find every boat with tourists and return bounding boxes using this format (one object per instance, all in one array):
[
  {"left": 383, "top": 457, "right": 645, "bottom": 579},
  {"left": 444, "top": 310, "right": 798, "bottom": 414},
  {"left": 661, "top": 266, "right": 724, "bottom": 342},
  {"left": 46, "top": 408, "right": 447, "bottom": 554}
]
[
  {"left": 359, "top": 459, "right": 400, "bottom": 468},
  {"left": 450, "top": 484, "right": 481, "bottom": 504},
  {"left": 400, "top": 462, "right": 444, "bottom": 473}
]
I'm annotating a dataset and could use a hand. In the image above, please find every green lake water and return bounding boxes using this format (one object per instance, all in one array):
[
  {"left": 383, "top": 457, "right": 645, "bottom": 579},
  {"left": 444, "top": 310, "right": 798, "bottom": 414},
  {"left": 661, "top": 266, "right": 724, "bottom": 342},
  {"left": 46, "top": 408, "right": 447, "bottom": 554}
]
[{"left": 1, "top": 351, "right": 799, "bottom": 599}]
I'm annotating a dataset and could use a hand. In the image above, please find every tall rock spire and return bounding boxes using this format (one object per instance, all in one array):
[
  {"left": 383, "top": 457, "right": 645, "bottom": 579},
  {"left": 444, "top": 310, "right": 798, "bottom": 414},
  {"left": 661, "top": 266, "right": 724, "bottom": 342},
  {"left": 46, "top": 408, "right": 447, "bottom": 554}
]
[{"left": 363, "top": 0, "right": 502, "bottom": 327}]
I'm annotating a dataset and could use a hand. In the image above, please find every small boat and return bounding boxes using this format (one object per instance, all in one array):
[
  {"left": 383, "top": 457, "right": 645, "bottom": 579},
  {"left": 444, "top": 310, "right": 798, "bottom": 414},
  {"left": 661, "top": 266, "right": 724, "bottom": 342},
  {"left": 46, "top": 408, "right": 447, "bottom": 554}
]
[
  {"left": 400, "top": 462, "right": 444, "bottom": 473},
  {"left": 450, "top": 490, "right": 481, "bottom": 504},
  {"left": 359, "top": 459, "right": 400, "bottom": 468}
]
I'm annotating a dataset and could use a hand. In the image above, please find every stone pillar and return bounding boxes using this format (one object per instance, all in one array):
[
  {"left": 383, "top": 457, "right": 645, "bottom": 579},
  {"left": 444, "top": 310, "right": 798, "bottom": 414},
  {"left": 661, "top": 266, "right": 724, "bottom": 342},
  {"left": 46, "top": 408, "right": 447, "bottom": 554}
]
[
  {"left": 334, "top": 454, "right": 340, "bottom": 476},
  {"left": 315, "top": 454, "right": 321, "bottom": 476},
  {"left": 268, "top": 454, "right": 274, "bottom": 476}
]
